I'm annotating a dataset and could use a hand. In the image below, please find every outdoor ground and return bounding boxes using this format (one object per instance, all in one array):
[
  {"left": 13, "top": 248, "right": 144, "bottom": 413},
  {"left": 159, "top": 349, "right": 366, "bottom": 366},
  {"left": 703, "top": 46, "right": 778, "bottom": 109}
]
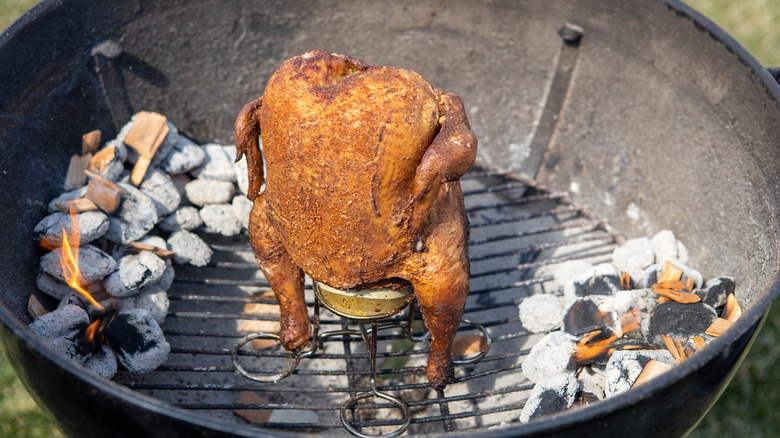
[{"left": 1, "top": 1, "right": 779, "bottom": 437}]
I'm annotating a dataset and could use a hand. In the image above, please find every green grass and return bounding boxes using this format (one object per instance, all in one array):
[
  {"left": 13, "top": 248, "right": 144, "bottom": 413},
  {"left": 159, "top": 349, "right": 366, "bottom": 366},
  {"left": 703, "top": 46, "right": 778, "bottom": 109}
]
[{"left": 1, "top": 1, "right": 780, "bottom": 437}]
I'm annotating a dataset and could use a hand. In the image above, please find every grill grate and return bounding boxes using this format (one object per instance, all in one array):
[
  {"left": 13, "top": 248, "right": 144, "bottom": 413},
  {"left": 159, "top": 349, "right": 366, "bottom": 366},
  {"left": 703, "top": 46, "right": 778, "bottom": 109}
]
[{"left": 112, "top": 164, "right": 619, "bottom": 435}]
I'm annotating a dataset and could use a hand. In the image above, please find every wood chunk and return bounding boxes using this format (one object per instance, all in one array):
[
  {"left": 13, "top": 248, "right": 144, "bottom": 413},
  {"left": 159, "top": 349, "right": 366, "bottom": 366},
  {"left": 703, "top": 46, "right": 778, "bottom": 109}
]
[
  {"left": 28, "top": 294, "right": 50, "bottom": 319},
  {"left": 722, "top": 293, "right": 742, "bottom": 323},
  {"left": 452, "top": 334, "right": 488, "bottom": 357},
  {"left": 88, "top": 144, "right": 116, "bottom": 172},
  {"left": 85, "top": 170, "right": 125, "bottom": 212},
  {"left": 654, "top": 280, "right": 686, "bottom": 291},
  {"left": 632, "top": 359, "right": 673, "bottom": 388},
  {"left": 651, "top": 285, "right": 701, "bottom": 304},
  {"left": 126, "top": 242, "right": 177, "bottom": 260},
  {"left": 233, "top": 391, "right": 272, "bottom": 424},
  {"left": 124, "top": 111, "right": 169, "bottom": 186},
  {"left": 64, "top": 153, "right": 92, "bottom": 190},
  {"left": 661, "top": 334, "right": 682, "bottom": 364},
  {"left": 237, "top": 292, "right": 281, "bottom": 350},
  {"left": 657, "top": 261, "right": 683, "bottom": 283},
  {"left": 82, "top": 130, "right": 102, "bottom": 155},
  {"left": 54, "top": 197, "right": 99, "bottom": 213},
  {"left": 686, "top": 277, "right": 695, "bottom": 293},
  {"left": 705, "top": 318, "right": 733, "bottom": 337}
]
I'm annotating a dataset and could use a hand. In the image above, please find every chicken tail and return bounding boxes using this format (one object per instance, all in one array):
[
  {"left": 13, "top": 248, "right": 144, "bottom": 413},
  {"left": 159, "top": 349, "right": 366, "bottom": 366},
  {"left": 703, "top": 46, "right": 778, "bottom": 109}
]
[{"left": 235, "top": 96, "right": 264, "bottom": 200}]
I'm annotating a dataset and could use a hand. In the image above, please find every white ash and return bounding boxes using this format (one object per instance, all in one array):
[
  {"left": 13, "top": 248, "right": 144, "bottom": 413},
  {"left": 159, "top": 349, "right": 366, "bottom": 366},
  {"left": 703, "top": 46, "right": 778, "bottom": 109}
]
[
  {"left": 115, "top": 288, "right": 170, "bottom": 325},
  {"left": 104, "top": 182, "right": 159, "bottom": 244},
  {"left": 696, "top": 277, "right": 735, "bottom": 308},
  {"left": 184, "top": 178, "right": 236, "bottom": 206},
  {"left": 40, "top": 244, "right": 117, "bottom": 284},
  {"left": 519, "top": 294, "right": 563, "bottom": 333},
  {"left": 519, "top": 373, "right": 579, "bottom": 424},
  {"left": 522, "top": 331, "right": 576, "bottom": 383},
  {"left": 635, "top": 264, "right": 661, "bottom": 289},
  {"left": 103, "top": 251, "right": 167, "bottom": 298},
  {"left": 191, "top": 143, "right": 238, "bottom": 182},
  {"left": 37, "top": 272, "right": 103, "bottom": 301},
  {"left": 136, "top": 168, "right": 181, "bottom": 217},
  {"left": 553, "top": 260, "right": 594, "bottom": 292},
  {"left": 159, "top": 134, "right": 207, "bottom": 175},
  {"left": 650, "top": 230, "right": 688, "bottom": 264},
  {"left": 232, "top": 195, "right": 253, "bottom": 230},
  {"left": 29, "top": 304, "right": 89, "bottom": 340},
  {"left": 47, "top": 186, "right": 87, "bottom": 213},
  {"left": 34, "top": 210, "right": 109, "bottom": 246},
  {"left": 648, "top": 302, "right": 717, "bottom": 346},
  {"left": 604, "top": 349, "right": 675, "bottom": 397},
  {"left": 200, "top": 204, "right": 242, "bottom": 236},
  {"left": 577, "top": 366, "right": 606, "bottom": 399},
  {"left": 562, "top": 263, "right": 622, "bottom": 301},
  {"left": 104, "top": 308, "right": 170, "bottom": 374},
  {"left": 84, "top": 344, "right": 118, "bottom": 379},
  {"left": 611, "top": 236, "right": 654, "bottom": 282},
  {"left": 159, "top": 206, "right": 203, "bottom": 232},
  {"left": 167, "top": 230, "right": 212, "bottom": 267}
]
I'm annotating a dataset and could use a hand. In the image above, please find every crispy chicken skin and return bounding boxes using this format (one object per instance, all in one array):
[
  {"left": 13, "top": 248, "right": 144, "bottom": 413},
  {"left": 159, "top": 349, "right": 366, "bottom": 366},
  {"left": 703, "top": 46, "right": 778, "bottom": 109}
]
[{"left": 235, "top": 50, "right": 477, "bottom": 389}]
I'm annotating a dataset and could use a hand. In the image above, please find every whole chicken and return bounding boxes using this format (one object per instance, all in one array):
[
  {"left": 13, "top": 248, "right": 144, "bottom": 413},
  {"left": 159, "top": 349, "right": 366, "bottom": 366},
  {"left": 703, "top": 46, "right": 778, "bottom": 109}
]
[{"left": 235, "top": 50, "right": 477, "bottom": 389}]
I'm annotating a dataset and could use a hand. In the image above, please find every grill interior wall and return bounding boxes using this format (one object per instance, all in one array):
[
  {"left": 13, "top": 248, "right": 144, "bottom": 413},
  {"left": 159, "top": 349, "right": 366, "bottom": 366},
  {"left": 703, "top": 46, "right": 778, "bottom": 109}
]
[{"left": 112, "top": 167, "right": 617, "bottom": 435}]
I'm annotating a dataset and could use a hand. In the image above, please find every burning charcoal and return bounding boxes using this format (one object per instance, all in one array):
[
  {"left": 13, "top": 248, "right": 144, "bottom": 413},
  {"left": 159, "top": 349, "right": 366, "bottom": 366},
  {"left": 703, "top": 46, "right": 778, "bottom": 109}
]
[
  {"left": 604, "top": 289, "right": 658, "bottom": 315},
  {"left": 232, "top": 195, "right": 253, "bottom": 230},
  {"left": 553, "top": 260, "right": 594, "bottom": 291},
  {"left": 37, "top": 272, "right": 102, "bottom": 301},
  {"left": 58, "top": 292, "right": 87, "bottom": 309},
  {"left": 116, "top": 288, "right": 170, "bottom": 325},
  {"left": 136, "top": 168, "right": 181, "bottom": 217},
  {"left": 159, "top": 134, "right": 207, "bottom": 175},
  {"left": 695, "top": 277, "right": 735, "bottom": 308},
  {"left": 563, "top": 263, "right": 622, "bottom": 301},
  {"left": 167, "top": 230, "right": 212, "bottom": 267},
  {"left": 519, "top": 373, "right": 580, "bottom": 423},
  {"left": 103, "top": 251, "right": 167, "bottom": 298},
  {"left": 47, "top": 187, "right": 88, "bottom": 212},
  {"left": 34, "top": 210, "right": 109, "bottom": 247},
  {"left": 577, "top": 366, "right": 606, "bottom": 400},
  {"left": 200, "top": 204, "right": 242, "bottom": 236},
  {"left": 604, "top": 349, "right": 675, "bottom": 397},
  {"left": 650, "top": 230, "right": 688, "bottom": 264},
  {"left": 648, "top": 302, "right": 718, "bottom": 346},
  {"left": 40, "top": 244, "right": 117, "bottom": 284},
  {"left": 159, "top": 206, "right": 204, "bottom": 232},
  {"left": 84, "top": 344, "right": 118, "bottom": 379},
  {"left": 562, "top": 296, "right": 612, "bottom": 336},
  {"left": 522, "top": 331, "right": 576, "bottom": 383},
  {"left": 519, "top": 294, "right": 563, "bottom": 333},
  {"left": 611, "top": 237, "right": 654, "bottom": 282},
  {"left": 29, "top": 304, "right": 89, "bottom": 338},
  {"left": 635, "top": 264, "right": 661, "bottom": 289},
  {"left": 104, "top": 182, "right": 159, "bottom": 244},
  {"left": 184, "top": 178, "right": 235, "bottom": 206},
  {"left": 191, "top": 143, "right": 238, "bottom": 182},
  {"left": 103, "top": 308, "right": 170, "bottom": 373}
]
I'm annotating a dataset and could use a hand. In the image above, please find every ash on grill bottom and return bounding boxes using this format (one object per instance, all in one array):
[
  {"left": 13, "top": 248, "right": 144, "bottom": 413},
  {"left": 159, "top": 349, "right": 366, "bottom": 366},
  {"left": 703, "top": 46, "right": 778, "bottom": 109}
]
[{"left": 109, "top": 165, "right": 623, "bottom": 436}]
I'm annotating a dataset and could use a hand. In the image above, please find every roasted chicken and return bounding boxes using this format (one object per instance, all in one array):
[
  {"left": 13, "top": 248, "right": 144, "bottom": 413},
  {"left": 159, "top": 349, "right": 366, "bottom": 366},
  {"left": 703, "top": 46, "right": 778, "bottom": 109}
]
[{"left": 235, "top": 50, "right": 477, "bottom": 389}]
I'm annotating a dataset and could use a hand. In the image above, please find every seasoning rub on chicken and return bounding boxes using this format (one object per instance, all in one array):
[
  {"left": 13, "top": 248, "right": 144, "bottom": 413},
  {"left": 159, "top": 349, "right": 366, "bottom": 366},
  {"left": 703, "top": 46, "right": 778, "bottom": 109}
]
[{"left": 235, "top": 50, "right": 477, "bottom": 389}]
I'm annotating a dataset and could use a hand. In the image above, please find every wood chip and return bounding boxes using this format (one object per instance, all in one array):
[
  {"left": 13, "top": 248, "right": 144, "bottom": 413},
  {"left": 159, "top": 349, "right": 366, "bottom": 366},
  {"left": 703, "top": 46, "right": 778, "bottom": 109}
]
[
  {"left": 657, "top": 261, "right": 683, "bottom": 283},
  {"left": 452, "top": 334, "right": 488, "bottom": 357},
  {"left": 54, "top": 197, "right": 99, "bottom": 213},
  {"left": 126, "top": 242, "right": 176, "bottom": 260},
  {"left": 705, "top": 318, "right": 733, "bottom": 337},
  {"left": 632, "top": 359, "right": 673, "bottom": 388},
  {"left": 722, "top": 293, "right": 742, "bottom": 323},
  {"left": 620, "top": 271, "right": 633, "bottom": 290},
  {"left": 651, "top": 285, "right": 701, "bottom": 304},
  {"left": 654, "top": 280, "right": 686, "bottom": 291},
  {"left": 237, "top": 292, "right": 281, "bottom": 350},
  {"left": 64, "top": 153, "right": 92, "bottom": 190},
  {"left": 123, "top": 111, "right": 169, "bottom": 186},
  {"left": 686, "top": 277, "right": 695, "bottom": 292},
  {"left": 28, "top": 294, "right": 50, "bottom": 319},
  {"left": 233, "top": 391, "right": 272, "bottom": 423},
  {"left": 661, "top": 334, "right": 683, "bottom": 364},
  {"left": 693, "top": 336, "right": 706, "bottom": 351},
  {"left": 88, "top": 144, "right": 116, "bottom": 172},
  {"left": 85, "top": 169, "right": 125, "bottom": 212},
  {"left": 81, "top": 130, "right": 102, "bottom": 155}
]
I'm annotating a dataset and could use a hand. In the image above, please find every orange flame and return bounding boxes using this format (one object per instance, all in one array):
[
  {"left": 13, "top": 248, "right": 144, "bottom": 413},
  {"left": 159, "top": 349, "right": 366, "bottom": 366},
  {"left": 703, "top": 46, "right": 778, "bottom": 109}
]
[{"left": 57, "top": 205, "right": 105, "bottom": 311}]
